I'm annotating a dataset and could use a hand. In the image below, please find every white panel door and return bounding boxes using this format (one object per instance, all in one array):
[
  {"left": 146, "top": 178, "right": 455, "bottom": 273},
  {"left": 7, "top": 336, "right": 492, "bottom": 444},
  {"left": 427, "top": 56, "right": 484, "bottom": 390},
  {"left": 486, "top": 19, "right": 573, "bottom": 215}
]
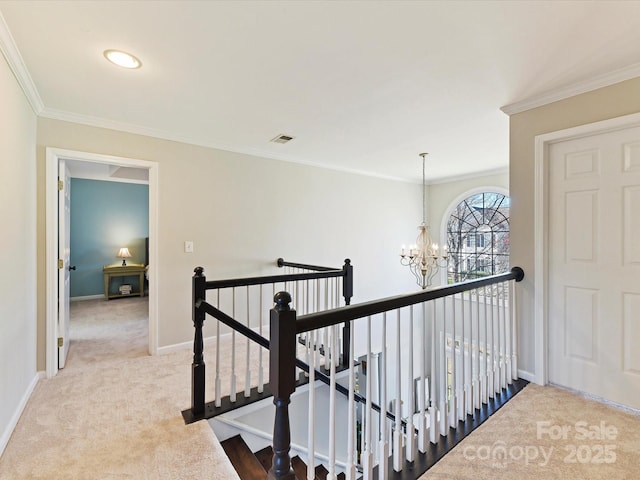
[
  {"left": 58, "top": 160, "right": 71, "bottom": 368},
  {"left": 548, "top": 126, "right": 640, "bottom": 409}
]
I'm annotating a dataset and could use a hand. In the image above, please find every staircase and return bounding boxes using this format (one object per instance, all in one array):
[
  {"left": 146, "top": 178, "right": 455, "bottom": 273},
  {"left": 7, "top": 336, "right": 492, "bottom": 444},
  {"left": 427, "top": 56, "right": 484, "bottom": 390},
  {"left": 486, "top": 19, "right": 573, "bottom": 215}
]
[
  {"left": 222, "top": 435, "right": 346, "bottom": 480},
  {"left": 187, "top": 262, "right": 528, "bottom": 480}
]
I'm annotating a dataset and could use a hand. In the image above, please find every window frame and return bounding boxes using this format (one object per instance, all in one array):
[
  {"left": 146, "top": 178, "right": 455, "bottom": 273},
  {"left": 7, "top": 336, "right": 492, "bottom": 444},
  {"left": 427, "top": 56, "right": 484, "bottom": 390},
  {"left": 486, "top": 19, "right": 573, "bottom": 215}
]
[{"left": 439, "top": 186, "right": 510, "bottom": 285}]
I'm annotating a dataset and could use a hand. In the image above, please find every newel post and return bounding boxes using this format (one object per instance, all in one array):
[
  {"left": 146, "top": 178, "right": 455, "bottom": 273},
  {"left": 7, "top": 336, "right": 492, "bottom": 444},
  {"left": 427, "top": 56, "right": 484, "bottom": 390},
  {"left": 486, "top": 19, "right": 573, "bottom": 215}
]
[
  {"left": 191, "top": 266, "right": 206, "bottom": 417},
  {"left": 342, "top": 258, "right": 353, "bottom": 366},
  {"left": 268, "top": 291, "right": 297, "bottom": 480}
]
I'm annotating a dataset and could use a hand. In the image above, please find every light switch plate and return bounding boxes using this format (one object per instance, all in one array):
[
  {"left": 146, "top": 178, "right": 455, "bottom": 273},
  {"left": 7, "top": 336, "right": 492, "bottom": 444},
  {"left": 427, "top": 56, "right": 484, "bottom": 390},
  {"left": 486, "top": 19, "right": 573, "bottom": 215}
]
[{"left": 184, "top": 241, "right": 194, "bottom": 253}]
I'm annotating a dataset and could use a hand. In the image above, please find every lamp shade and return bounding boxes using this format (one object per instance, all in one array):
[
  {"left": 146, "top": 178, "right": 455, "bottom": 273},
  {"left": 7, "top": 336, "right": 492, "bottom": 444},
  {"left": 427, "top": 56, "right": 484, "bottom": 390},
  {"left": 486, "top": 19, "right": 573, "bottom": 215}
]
[{"left": 117, "top": 247, "right": 132, "bottom": 259}]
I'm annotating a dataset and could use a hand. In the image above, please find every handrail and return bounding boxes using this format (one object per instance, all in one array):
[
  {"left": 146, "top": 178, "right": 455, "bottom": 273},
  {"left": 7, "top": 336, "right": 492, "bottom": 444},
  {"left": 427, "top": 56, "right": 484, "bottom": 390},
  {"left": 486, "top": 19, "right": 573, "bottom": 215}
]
[
  {"left": 205, "top": 269, "right": 344, "bottom": 290},
  {"left": 296, "top": 266, "right": 524, "bottom": 334},
  {"left": 277, "top": 257, "right": 341, "bottom": 272},
  {"left": 203, "top": 257, "right": 349, "bottom": 290}
]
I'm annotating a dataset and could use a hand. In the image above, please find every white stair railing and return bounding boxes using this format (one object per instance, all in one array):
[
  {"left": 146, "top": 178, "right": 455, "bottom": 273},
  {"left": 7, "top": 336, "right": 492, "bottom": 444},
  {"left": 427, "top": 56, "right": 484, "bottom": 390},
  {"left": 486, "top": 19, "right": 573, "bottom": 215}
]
[
  {"left": 189, "top": 265, "right": 523, "bottom": 480},
  {"left": 279, "top": 268, "right": 523, "bottom": 480}
]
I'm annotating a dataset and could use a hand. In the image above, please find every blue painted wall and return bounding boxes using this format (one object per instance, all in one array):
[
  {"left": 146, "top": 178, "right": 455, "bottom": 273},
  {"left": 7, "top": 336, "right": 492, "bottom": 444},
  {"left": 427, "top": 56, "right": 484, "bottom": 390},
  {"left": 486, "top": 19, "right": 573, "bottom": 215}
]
[{"left": 70, "top": 179, "right": 149, "bottom": 297}]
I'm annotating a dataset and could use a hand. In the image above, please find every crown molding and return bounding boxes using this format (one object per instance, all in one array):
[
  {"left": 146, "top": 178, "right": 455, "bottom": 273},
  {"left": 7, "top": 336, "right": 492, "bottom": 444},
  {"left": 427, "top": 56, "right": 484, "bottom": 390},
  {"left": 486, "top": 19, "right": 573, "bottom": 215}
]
[
  {"left": 39, "top": 106, "right": 420, "bottom": 184},
  {"left": 427, "top": 166, "right": 509, "bottom": 185},
  {"left": 501, "top": 62, "right": 640, "bottom": 116},
  {"left": 0, "top": 11, "right": 43, "bottom": 114},
  {"left": 41, "top": 106, "right": 506, "bottom": 185}
]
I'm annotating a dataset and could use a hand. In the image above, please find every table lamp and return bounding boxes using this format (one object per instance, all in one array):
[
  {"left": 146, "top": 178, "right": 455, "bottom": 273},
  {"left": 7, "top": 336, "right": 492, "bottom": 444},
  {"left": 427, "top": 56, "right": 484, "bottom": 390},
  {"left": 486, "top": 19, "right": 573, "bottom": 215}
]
[{"left": 117, "top": 247, "right": 132, "bottom": 266}]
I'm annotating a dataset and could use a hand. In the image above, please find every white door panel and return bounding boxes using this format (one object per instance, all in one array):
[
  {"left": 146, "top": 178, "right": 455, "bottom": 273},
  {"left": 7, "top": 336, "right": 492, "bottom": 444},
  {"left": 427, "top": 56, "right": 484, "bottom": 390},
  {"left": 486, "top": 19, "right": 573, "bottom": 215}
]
[
  {"left": 58, "top": 160, "right": 71, "bottom": 368},
  {"left": 548, "top": 125, "right": 640, "bottom": 409}
]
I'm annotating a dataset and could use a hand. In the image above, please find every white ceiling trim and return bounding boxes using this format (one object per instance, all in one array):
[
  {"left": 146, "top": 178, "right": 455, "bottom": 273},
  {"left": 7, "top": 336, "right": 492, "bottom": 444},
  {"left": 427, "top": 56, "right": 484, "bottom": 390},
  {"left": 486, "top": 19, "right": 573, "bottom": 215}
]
[
  {"left": 501, "top": 61, "right": 640, "bottom": 116},
  {"left": 427, "top": 166, "right": 509, "bottom": 186},
  {"left": 0, "top": 11, "right": 43, "bottom": 114},
  {"left": 39, "top": 106, "right": 416, "bottom": 184}
]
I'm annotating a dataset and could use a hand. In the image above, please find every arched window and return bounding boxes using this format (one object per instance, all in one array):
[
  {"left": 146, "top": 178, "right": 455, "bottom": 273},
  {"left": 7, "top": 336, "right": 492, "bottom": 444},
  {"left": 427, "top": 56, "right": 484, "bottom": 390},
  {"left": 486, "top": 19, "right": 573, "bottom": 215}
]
[{"left": 446, "top": 191, "right": 510, "bottom": 283}]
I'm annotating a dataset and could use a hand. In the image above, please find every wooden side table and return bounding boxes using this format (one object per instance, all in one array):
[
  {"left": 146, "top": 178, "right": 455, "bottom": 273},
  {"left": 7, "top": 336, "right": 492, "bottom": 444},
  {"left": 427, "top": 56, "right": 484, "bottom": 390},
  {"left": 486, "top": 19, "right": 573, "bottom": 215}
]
[{"left": 103, "top": 264, "right": 146, "bottom": 299}]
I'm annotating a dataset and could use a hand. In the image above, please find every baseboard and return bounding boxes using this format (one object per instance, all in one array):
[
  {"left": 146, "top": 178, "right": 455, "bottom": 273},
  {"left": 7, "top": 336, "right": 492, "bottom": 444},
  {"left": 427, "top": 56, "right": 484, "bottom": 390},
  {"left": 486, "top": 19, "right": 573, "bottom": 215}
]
[
  {"left": 0, "top": 372, "right": 40, "bottom": 457},
  {"left": 518, "top": 369, "right": 536, "bottom": 383},
  {"left": 157, "top": 332, "right": 232, "bottom": 355},
  {"left": 157, "top": 325, "right": 268, "bottom": 356},
  {"left": 70, "top": 294, "right": 104, "bottom": 302}
]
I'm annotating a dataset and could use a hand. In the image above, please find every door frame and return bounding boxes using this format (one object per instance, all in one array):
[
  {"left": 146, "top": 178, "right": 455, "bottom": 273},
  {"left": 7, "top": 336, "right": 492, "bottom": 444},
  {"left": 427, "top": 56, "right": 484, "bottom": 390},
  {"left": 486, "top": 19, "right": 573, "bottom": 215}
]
[
  {"left": 45, "top": 147, "right": 159, "bottom": 378},
  {"left": 533, "top": 111, "right": 640, "bottom": 385}
]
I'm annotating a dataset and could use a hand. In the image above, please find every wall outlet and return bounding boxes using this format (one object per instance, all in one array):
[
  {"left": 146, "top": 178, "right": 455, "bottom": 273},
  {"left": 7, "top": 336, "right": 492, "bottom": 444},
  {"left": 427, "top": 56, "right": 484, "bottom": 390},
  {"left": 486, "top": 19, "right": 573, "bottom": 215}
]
[{"left": 184, "top": 241, "right": 194, "bottom": 253}]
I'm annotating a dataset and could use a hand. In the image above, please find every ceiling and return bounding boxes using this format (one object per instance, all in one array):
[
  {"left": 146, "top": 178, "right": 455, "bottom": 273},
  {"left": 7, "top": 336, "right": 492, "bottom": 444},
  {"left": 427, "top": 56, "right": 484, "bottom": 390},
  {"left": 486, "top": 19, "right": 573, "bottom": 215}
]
[{"left": 1, "top": 1, "right": 640, "bottom": 183}]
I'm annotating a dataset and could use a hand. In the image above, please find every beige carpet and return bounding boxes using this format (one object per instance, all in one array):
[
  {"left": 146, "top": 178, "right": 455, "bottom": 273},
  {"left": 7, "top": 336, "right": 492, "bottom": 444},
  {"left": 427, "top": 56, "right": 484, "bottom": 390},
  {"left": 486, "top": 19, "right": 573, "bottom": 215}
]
[
  {"left": 1, "top": 297, "right": 639, "bottom": 479},
  {"left": 0, "top": 297, "right": 240, "bottom": 480},
  {"left": 421, "top": 383, "right": 640, "bottom": 479}
]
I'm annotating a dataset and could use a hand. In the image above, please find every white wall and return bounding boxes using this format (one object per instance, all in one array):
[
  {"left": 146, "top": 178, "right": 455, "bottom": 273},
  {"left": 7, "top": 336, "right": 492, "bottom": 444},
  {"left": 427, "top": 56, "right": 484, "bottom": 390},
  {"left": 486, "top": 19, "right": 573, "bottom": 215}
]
[
  {"left": 0, "top": 52, "right": 37, "bottom": 455},
  {"left": 36, "top": 119, "right": 423, "bottom": 366}
]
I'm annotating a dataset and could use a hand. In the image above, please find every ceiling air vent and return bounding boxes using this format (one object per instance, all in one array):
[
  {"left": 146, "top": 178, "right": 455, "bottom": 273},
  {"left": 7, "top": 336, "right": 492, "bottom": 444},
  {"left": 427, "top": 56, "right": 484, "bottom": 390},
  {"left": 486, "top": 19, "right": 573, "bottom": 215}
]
[{"left": 271, "top": 134, "right": 294, "bottom": 144}]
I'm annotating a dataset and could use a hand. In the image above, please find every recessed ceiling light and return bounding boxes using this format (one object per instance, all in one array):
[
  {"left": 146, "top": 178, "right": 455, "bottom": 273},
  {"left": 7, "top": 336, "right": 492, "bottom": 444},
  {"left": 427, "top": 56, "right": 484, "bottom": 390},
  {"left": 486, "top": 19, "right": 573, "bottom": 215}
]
[{"left": 103, "top": 49, "right": 142, "bottom": 69}]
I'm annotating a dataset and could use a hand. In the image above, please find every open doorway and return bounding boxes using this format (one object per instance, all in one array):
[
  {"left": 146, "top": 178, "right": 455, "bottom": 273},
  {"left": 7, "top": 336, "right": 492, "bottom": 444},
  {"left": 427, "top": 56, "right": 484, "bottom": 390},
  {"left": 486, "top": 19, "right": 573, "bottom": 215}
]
[
  {"left": 45, "top": 148, "right": 159, "bottom": 378},
  {"left": 66, "top": 165, "right": 149, "bottom": 367}
]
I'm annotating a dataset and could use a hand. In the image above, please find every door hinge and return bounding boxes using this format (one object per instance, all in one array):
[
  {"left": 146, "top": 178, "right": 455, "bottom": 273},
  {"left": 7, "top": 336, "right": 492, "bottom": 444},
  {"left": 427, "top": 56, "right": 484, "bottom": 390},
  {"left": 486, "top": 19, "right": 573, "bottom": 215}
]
[
  {"left": 58, "top": 179, "right": 64, "bottom": 191},
  {"left": 58, "top": 337, "right": 64, "bottom": 348},
  {"left": 58, "top": 259, "right": 63, "bottom": 269}
]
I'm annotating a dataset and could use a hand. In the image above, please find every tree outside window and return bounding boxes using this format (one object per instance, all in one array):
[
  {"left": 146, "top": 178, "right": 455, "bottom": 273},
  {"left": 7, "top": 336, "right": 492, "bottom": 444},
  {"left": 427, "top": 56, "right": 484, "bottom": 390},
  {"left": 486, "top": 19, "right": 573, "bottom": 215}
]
[{"left": 446, "top": 192, "right": 510, "bottom": 284}]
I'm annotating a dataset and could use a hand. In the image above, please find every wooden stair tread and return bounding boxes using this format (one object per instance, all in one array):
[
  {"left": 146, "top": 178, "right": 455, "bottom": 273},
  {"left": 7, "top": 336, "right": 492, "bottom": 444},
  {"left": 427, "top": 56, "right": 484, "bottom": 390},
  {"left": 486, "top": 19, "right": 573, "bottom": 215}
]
[
  {"left": 290, "top": 455, "right": 308, "bottom": 479},
  {"left": 254, "top": 445, "right": 273, "bottom": 473},
  {"left": 221, "top": 435, "right": 267, "bottom": 480},
  {"left": 314, "top": 463, "right": 329, "bottom": 480}
]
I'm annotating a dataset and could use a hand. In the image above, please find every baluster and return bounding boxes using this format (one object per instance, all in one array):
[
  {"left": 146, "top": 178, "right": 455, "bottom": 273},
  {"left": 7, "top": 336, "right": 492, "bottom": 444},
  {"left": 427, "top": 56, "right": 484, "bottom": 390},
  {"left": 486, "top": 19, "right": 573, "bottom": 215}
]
[
  {"left": 418, "top": 303, "right": 428, "bottom": 453},
  {"left": 495, "top": 284, "right": 503, "bottom": 394},
  {"left": 489, "top": 285, "right": 497, "bottom": 398},
  {"left": 362, "top": 317, "right": 374, "bottom": 480},
  {"left": 307, "top": 329, "right": 316, "bottom": 480},
  {"left": 324, "top": 279, "right": 330, "bottom": 370},
  {"left": 439, "top": 297, "right": 448, "bottom": 437},
  {"left": 346, "top": 320, "right": 357, "bottom": 480},
  {"left": 379, "top": 312, "right": 389, "bottom": 476},
  {"left": 258, "top": 286, "right": 264, "bottom": 394},
  {"left": 331, "top": 278, "right": 340, "bottom": 364},
  {"left": 215, "top": 289, "right": 222, "bottom": 407},
  {"left": 449, "top": 293, "right": 457, "bottom": 427},
  {"left": 500, "top": 282, "right": 507, "bottom": 390},
  {"left": 304, "top": 280, "right": 310, "bottom": 375},
  {"left": 482, "top": 286, "right": 489, "bottom": 405},
  {"left": 327, "top": 325, "right": 338, "bottom": 480},
  {"left": 406, "top": 307, "right": 416, "bottom": 463},
  {"left": 231, "top": 287, "right": 237, "bottom": 403},
  {"left": 245, "top": 286, "right": 251, "bottom": 398},
  {"left": 511, "top": 279, "right": 519, "bottom": 380},
  {"left": 494, "top": 283, "right": 501, "bottom": 393},
  {"left": 473, "top": 288, "right": 481, "bottom": 411},
  {"left": 459, "top": 291, "right": 466, "bottom": 420},
  {"left": 314, "top": 281, "right": 321, "bottom": 373},
  {"left": 429, "top": 300, "right": 439, "bottom": 444},
  {"left": 504, "top": 281, "right": 512, "bottom": 386},
  {"left": 393, "top": 309, "right": 402, "bottom": 472},
  {"left": 465, "top": 290, "right": 473, "bottom": 415}
]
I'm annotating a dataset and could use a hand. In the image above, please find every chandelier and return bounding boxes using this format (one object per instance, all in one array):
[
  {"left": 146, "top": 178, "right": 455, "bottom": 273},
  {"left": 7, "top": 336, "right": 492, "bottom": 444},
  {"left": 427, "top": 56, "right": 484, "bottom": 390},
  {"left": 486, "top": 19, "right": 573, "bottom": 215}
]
[{"left": 400, "top": 153, "right": 448, "bottom": 289}]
